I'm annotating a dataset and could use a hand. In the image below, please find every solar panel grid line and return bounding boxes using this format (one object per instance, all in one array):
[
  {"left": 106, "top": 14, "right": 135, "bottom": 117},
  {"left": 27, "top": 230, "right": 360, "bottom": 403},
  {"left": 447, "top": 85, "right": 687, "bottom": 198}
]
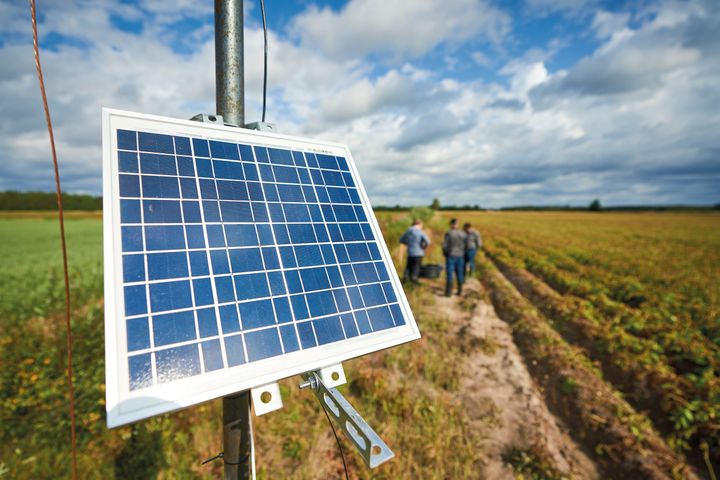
[
  {"left": 121, "top": 304, "right": 405, "bottom": 360},
  {"left": 136, "top": 130, "right": 160, "bottom": 389},
  {"left": 176, "top": 154, "right": 206, "bottom": 379},
  {"left": 209, "top": 152, "right": 251, "bottom": 367},
  {"left": 136, "top": 132, "right": 164, "bottom": 388},
  {"left": 189, "top": 135, "right": 231, "bottom": 374},
  {"left": 249, "top": 225, "right": 286, "bottom": 360},
  {"left": 306, "top": 253, "right": 343, "bottom": 345},
  {"left": 268, "top": 191, "right": 311, "bottom": 356},
  {"left": 118, "top": 155, "right": 357, "bottom": 183},
  {"left": 181, "top": 137, "right": 215, "bottom": 378},
  {"left": 273, "top": 152, "right": 320, "bottom": 350},
  {"left": 119, "top": 286, "right": 400, "bottom": 334},
  {"left": 241, "top": 143, "right": 297, "bottom": 360},
  {"left": 117, "top": 186, "right": 362, "bottom": 209},
  {"left": 118, "top": 238, "right": 379, "bottom": 259}
]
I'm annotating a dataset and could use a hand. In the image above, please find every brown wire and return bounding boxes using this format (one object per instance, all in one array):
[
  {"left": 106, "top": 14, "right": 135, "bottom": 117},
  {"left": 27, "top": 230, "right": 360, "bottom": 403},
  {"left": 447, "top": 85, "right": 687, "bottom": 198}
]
[{"left": 29, "top": 1, "right": 78, "bottom": 478}]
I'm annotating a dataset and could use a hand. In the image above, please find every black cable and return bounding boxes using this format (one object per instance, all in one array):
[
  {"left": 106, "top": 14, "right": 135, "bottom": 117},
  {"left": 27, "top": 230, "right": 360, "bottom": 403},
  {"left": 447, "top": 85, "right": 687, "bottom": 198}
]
[
  {"left": 260, "top": 0, "right": 268, "bottom": 122},
  {"left": 319, "top": 402, "right": 350, "bottom": 480}
]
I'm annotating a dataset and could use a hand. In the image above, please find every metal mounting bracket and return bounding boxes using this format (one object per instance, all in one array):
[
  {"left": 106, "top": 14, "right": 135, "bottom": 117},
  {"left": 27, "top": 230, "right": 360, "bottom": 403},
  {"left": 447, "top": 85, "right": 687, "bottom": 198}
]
[
  {"left": 318, "top": 363, "right": 347, "bottom": 388},
  {"left": 299, "top": 370, "right": 395, "bottom": 468},
  {"left": 191, "top": 113, "right": 276, "bottom": 133},
  {"left": 190, "top": 113, "right": 227, "bottom": 126},
  {"left": 245, "top": 121, "right": 277, "bottom": 133},
  {"left": 250, "top": 381, "right": 283, "bottom": 416}
]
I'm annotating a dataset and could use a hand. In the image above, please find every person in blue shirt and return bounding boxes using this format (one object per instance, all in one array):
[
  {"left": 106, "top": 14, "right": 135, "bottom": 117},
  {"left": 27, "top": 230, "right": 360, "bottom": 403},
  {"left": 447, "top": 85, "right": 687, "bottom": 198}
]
[{"left": 399, "top": 219, "right": 431, "bottom": 284}]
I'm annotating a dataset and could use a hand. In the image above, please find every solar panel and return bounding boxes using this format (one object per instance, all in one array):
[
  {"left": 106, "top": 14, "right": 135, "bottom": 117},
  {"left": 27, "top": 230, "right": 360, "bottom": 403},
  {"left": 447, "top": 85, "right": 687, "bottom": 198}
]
[{"left": 103, "top": 109, "right": 420, "bottom": 427}]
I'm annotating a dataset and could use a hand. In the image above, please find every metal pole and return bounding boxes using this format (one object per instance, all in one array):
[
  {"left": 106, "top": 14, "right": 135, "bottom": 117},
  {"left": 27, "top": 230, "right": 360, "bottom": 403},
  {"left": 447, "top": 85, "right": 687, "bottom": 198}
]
[
  {"left": 215, "top": 0, "right": 245, "bottom": 127},
  {"left": 223, "top": 392, "right": 251, "bottom": 480},
  {"left": 215, "top": 1, "right": 250, "bottom": 479}
]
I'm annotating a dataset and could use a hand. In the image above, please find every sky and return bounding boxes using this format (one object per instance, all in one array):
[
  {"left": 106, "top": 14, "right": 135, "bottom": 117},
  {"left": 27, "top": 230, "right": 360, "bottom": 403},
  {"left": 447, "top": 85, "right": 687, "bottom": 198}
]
[{"left": 0, "top": 0, "right": 718, "bottom": 208}]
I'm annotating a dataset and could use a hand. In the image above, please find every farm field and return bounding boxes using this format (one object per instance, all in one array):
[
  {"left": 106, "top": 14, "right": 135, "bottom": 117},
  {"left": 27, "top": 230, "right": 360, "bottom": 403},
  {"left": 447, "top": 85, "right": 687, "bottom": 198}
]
[
  {"left": 1, "top": 210, "right": 718, "bottom": 478},
  {"left": 0, "top": 211, "right": 488, "bottom": 479},
  {"left": 455, "top": 211, "right": 720, "bottom": 473}
]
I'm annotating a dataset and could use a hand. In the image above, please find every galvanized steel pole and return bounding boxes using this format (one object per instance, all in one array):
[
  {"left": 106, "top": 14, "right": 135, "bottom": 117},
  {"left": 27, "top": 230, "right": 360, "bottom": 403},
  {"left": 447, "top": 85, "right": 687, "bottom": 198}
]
[
  {"left": 215, "top": 0, "right": 245, "bottom": 127},
  {"left": 215, "top": 1, "right": 251, "bottom": 479},
  {"left": 222, "top": 392, "right": 251, "bottom": 480}
]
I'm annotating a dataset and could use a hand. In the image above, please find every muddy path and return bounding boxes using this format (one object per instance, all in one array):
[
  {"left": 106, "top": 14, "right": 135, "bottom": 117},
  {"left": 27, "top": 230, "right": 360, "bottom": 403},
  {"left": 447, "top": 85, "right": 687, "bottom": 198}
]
[{"left": 426, "top": 277, "right": 599, "bottom": 479}]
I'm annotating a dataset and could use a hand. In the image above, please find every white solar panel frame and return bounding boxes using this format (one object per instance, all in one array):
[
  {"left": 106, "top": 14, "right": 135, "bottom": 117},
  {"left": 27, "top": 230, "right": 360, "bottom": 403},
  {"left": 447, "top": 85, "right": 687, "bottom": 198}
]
[{"left": 103, "top": 108, "right": 420, "bottom": 427}]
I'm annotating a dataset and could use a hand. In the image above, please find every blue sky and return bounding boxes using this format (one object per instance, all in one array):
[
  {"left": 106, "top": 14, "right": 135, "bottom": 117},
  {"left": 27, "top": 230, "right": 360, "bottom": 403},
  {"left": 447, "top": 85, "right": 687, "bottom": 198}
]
[{"left": 0, "top": 0, "right": 718, "bottom": 207}]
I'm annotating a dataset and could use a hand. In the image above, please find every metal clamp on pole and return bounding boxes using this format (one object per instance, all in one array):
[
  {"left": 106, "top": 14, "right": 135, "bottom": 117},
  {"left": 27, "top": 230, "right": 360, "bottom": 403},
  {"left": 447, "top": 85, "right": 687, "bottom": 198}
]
[{"left": 299, "top": 371, "right": 395, "bottom": 468}]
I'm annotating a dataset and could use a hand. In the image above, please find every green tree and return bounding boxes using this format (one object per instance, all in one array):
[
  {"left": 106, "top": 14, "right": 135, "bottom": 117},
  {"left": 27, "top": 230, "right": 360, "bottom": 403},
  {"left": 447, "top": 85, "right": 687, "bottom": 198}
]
[
  {"left": 0, "top": 190, "right": 102, "bottom": 210},
  {"left": 589, "top": 199, "right": 602, "bottom": 211},
  {"left": 430, "top": 198, "right": 441, "bottom": 210}
]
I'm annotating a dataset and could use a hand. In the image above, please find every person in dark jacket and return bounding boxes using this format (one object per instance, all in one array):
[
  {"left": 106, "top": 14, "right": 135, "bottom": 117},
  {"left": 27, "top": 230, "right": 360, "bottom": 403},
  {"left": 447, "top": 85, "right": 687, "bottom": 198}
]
[
  {"left": 443, "top": 218, "right": 467, "bottom": 296},
  {"left": 399, "top": 219, "right": 430, "bottom": 284},
  {"left": 463, "top": 222, "right": 482, "bottom": 275}
]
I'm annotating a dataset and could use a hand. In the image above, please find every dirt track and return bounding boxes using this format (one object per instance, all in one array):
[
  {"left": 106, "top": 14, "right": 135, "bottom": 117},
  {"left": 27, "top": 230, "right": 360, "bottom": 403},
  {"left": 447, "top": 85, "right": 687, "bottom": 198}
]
[{"left": 429, "top": 277, "right": 599, "bottom": 479}]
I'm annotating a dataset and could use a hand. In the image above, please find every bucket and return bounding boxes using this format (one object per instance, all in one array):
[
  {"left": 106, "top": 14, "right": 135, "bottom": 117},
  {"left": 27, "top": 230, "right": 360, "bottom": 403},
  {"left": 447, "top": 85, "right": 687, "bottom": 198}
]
[{"left": 419, "top": 264, "right": 443, "bottom": 279}]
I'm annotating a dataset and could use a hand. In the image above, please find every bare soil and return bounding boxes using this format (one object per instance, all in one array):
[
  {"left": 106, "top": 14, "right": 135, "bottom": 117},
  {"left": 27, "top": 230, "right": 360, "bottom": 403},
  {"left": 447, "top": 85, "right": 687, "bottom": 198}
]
[{"left": 428, "top": 277, "right": 600, "bottom": 479}]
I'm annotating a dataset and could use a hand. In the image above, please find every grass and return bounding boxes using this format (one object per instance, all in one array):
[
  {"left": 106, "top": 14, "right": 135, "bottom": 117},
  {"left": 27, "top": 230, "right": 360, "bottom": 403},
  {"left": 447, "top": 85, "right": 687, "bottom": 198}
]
[
  {"left": 502, "top": 445, "right": 570, "bottom": 480},
  {"left": 3, "top": 209, "right": 717, "bottom": 478},
  {"left": 0, "top": 211, "right": 486, "bottom": 479},
  {"left": 0, "top": 217, "right": 103, "bottom": 322}
]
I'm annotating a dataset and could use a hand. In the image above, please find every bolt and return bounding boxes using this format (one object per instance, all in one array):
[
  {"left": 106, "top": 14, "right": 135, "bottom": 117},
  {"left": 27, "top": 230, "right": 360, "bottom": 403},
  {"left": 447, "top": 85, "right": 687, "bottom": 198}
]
[{"left": 299, "top": 376, "right": 318, "bottom": 390}]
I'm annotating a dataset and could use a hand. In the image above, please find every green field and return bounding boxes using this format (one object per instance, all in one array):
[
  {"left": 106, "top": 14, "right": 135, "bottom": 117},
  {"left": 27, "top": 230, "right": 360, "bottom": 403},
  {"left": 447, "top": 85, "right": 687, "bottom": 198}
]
[
  {"left": 1, "top": 211, "right": 718, "bottom": 478},
  {"left": 0, "top": 211, "right": 485, "bottom": 479}
]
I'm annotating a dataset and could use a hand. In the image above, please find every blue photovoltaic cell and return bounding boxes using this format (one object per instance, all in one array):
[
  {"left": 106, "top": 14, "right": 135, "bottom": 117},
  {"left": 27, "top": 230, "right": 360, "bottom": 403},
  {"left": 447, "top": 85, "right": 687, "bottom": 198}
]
[
  {"left": 202, "top": 340, "right": 224, "bottom": 371},
  {"left": 153, "top": 311, "right": 196, "bottom": 346},
  {"left": 224, "top": 335, "right": 246, "bottom": 366},
  {"left": 156, "top": 344, "right": 201, "bottom": 383},
  {"left": 245, "top": 328, "right": 283, "bottom": 361},
  {"left": 114, "top": 128, "right": 409, "bottom": 391},
  {"left": 197, "top": 308, "right": 218, "bottom": 337},
  {"left": 128, "top": 354, "right": 152, "bottom": 390}
]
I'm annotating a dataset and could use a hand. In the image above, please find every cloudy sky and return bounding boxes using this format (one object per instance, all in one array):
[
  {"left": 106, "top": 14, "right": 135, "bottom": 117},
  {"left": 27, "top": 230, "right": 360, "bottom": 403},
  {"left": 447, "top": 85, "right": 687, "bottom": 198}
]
[{"left": 1, "top": 0, "right": 718, "bottom": 207}]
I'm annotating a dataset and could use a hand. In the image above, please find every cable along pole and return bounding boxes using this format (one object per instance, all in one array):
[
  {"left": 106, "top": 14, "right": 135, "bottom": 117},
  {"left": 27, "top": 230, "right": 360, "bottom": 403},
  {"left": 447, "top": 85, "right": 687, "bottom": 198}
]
[{"left": 215, "top": 0, "right": 252, "bottom": 479}]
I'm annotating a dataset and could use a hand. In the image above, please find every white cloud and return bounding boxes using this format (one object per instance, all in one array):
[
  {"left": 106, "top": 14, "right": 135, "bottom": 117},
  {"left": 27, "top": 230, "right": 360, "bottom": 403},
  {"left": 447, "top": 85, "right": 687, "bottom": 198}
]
[
  {"left": 0, "top": 0, "right": 718, "bottom": 208},
  {"left": 591, "top": 10, "right": 630, "bottom": 39},
  {"left": 318, "top": 70, "right": 421, "bottom": 122},
  {"left": 525, "top": 0, "right": 598, "bottom": 18},
  {"left": 289, "top": 0, "right": 511, "bottom": 60},
  {"left": 471, "top": 51, "right": 493, "bottom": 67}
]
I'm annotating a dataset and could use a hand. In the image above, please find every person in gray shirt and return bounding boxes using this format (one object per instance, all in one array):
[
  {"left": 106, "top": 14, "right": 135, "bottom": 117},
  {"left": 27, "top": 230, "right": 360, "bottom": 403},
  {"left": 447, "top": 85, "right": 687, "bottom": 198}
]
[
  {"left": 399, "top": 219, "right": 430, "bottom": 284},
  {"left": 463, "top": 222, "right": 482, "bottom": 275},
  {"left": 443, "top": 218, "right": 467, "bottom": 296}
]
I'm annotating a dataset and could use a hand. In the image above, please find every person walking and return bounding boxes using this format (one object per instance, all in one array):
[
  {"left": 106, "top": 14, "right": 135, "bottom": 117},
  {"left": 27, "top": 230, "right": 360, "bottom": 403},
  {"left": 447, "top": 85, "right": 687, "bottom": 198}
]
[
  {"left": 443, "top": 218, "right": 467, "bottom": 296},
  {"left": 464, "top": 222, "right": 482, "bottom": 276},
  {"left": 399, "top": 219, "right": 430, "bottom": 284}
]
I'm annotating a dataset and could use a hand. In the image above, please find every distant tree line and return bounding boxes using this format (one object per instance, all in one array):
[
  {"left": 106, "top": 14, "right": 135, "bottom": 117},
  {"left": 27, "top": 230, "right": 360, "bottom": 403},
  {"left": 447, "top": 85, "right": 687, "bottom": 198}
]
[
  {"left": 500, "top": 204, "right": 718, "bottom": 212},
  {"left": 376, "top": 197, "right": 718, "bottom": 212},
  {"left": 0, "top": 191, "right": 102, "bottom": 211},
  {"left": 374, "top": 204, "right": 484, "bottom": 212},
  {"left": 1, "top": 190, "right": 716, "bottom": 212}
]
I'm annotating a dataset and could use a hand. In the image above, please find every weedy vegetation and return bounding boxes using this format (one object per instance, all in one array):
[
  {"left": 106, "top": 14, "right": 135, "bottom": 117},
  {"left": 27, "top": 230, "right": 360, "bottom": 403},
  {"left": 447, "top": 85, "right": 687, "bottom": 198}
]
[
  {"left": 462, "top": 211, "right": 719, "bottom": 476},
  {"left": 0, "top": 211, "right": 485, "bottom": 479},
  {"left": 1, "top": 210, "right": 717, "bottom": 479}
]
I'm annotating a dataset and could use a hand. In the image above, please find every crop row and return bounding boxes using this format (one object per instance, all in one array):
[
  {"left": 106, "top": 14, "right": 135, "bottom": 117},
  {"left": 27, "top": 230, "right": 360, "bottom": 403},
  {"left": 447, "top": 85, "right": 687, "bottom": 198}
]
[
  {"left": 479, "top": 218, "right": 719, "bottom": 349},
  {"left": 483, "top": 243, "right": 719, "bottom": 469},
  {"left": 490, "top": 238, "right": 719, "bottom": 380},
  {"left": 477, "top": 253, "right": 697, "bottom": 479}
]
